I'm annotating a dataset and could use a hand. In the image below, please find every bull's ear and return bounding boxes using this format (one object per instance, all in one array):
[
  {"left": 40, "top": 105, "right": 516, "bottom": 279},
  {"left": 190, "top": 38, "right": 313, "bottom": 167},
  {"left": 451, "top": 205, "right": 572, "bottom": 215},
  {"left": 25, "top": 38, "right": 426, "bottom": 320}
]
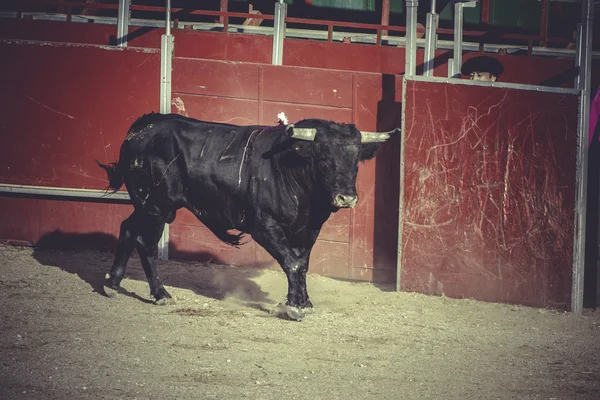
[
  {"left": 293, "top": 141, "right": 313, "bottom": 158},
  {"left": 360, "top": 143, "right": 381, "bottom": 160}
]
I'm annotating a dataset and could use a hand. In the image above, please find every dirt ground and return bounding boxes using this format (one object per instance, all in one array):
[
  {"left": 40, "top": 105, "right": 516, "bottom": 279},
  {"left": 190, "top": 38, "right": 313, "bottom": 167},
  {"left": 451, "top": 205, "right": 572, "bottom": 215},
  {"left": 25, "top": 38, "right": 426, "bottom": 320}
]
[{"left": 1, "top": 244, "right": 600, "bottom": 400}]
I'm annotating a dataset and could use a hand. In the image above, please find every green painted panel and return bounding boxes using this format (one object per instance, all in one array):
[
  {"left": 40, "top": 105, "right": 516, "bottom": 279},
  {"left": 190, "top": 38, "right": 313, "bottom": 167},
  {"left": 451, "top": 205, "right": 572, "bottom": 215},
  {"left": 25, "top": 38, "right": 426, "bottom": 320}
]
[
  {"left": 390, "top": 0, "right": 404, "bottom": 14},
  {"left": 490, "top": 0, "right": 540, "bottom": 30},
  {"left": 439, "top": 2, "right": 481, "bottom": 25}
]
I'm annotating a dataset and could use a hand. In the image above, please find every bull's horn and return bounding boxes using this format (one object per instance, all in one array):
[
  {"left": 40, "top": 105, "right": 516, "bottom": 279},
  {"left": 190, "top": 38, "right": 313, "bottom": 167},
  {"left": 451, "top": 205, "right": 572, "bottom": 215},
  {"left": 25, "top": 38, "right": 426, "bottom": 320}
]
[
  {"left": 360, "top": 128, "right": 401, "bottom": 143},
  {"left": 288, "top": 125, "right": 317, "bottom": 141}
]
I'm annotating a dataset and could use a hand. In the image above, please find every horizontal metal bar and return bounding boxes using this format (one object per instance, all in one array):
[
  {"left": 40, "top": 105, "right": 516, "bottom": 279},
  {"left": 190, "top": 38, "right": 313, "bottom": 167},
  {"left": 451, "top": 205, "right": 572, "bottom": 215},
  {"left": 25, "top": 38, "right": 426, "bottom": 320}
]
[
  {"left": 535, "top": 0, "right": 582, "bottom": 3},
  {"left": 0, "top": 37, "right": 160, "bottom": 53},
  {"left": 19, "top": 1, "right": 276, "bottom": 21},
  {"left": 1, "top": 12, "right": 599, "bottom": 60},
  {"left": 406, "top": 75, "right": 581, "bottom": 95},
  {"left": 285, "top": 16, "right": 407, "bottom": 33},
  {"left": 0, "top": 183, "right": 130, "bottom": 201},
  {"left": 7, "top": 7, "right": 599, "bottom": 47}
]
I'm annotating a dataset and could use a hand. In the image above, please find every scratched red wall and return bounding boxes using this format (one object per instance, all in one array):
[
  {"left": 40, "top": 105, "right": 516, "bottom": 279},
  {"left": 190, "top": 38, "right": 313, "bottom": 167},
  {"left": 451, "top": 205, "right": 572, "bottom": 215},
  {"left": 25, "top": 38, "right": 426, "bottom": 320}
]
[
  {"left": 0, "top": 40, "right": 159, "bottom": 246},
  {"left": 0, "top": 40, "right": 160, "bottom": 188},
  {"left": 400, "top": 79, "right": 579, "bottom": 309}
]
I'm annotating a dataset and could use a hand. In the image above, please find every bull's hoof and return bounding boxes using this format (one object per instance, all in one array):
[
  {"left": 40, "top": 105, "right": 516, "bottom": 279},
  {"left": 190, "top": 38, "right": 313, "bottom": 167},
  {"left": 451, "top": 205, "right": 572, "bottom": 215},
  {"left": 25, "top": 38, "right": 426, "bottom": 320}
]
[
  {"left": 303, "top": 306, "right": 315, "bottom": 315},
  {"left": 271, "top": 302, "right": 305, "bottom": 321},
  {"left": 285, "top": 305, "right": 305, "bottom": 321},
  {"left": 103, "top": 285, "right": 118, "bottom": 298},
  {"left": 301, "top": 299, "right": 314, "bottom": 312},
  {"left": 153, "top": 287, "right": 174, "bottom": 306},
  {"left": 155, "top": 296, "right": 176, "bottom": 306}
]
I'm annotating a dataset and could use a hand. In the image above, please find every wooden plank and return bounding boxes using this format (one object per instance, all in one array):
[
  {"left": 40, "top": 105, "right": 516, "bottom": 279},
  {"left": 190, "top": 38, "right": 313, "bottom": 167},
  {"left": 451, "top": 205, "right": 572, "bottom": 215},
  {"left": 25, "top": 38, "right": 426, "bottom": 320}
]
[
  {"left": 172, "top": 58, "right": 260, "bottom": 99},
  {"left": 262, "top": 65, "right": 354, "bottom": 108},
  {"left": 262, "top": 101, "right": 352, "bottom": 124},
  {"left": 170, "top": 93, "right": 258, "bottom": 126}
]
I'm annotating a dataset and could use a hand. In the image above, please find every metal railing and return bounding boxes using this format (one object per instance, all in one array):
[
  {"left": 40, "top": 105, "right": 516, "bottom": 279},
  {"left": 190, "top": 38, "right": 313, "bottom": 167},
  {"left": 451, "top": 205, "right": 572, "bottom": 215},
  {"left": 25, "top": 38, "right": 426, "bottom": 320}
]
[{"left": 6, "top": 0, "right": 598, "bottom": 56}]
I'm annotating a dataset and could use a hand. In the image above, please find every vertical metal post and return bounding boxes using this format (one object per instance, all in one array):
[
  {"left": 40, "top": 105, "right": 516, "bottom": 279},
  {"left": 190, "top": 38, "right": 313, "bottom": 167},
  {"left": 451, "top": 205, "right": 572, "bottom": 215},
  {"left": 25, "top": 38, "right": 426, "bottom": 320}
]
[
  {"left": 405, "top": 0, "right": 418, "bottom": 77},
  {"left": 574, "top": 23, "right": 583, "bottom": 89},
  {"left": 423, "top": 0, "right": 439, "bottom": 77},
  {"left": 397, "top": 76, "right": 409, "bottom": 292},
  {"left": 219, "top": 0, "right": 227, "bottom": 25},
  {"left": 272, "top": 0, "right": 287, "bottom": 65},
  {"left": 116, "top": 0, "right": 131, "bottom": 47},
  {"left": 572, "top": 0, "right": 594, "bottom": 314},
  {"left": 451, "top": 1, "right": 477, "bottom": 78},
  {"left": 540, "top": 0, "right": 549, "bottom": 47},
  {"left": 164, "top": 0, "right": 171, "bottom": 36},
  {"left": 480, "top": 0, "right": 490, "bottom": 25},
  {"left": 158, "top": 0, "right": 174, "bottom": 261},
  {"left": 381, "top": 0, "right": 390, "bottom": 38}
]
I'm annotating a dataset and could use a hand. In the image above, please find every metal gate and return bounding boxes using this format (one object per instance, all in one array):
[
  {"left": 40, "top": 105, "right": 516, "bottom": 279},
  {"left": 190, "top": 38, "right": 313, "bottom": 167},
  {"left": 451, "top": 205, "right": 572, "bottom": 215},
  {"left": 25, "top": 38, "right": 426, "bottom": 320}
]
[{"left": 398, "top": 76, "right": 580, "bottom": 309}]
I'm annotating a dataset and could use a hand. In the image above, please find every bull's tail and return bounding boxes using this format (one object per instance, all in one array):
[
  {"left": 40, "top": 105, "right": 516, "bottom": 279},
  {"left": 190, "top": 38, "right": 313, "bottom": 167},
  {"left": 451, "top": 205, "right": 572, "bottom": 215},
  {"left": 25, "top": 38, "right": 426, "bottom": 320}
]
[{"left": 96, "top": 160, "right": 124, "bottom": 193}]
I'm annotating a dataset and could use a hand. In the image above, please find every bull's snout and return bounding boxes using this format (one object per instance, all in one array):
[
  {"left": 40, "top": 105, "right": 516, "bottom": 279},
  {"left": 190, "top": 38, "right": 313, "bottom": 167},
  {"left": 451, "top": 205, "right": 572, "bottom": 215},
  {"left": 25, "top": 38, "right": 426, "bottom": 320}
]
[{"left": 333, "top": 194, "right": 358, "bottom": 209}]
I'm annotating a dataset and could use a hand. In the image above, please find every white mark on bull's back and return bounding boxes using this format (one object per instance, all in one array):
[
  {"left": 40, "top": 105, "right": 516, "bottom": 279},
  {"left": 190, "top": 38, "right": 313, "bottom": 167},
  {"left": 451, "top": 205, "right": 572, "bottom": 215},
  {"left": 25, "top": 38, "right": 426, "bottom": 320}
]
[
  {"left": 172, "top": 97, "right": 188, "bottom": 116},
  {"left": 24, "top": 94, "right": 75, "bottom": 119},
  {"left": 290, "top": 264, "right": 300, "bottom": 272},
  {"left": 238, "top": 129, "right": 259, "bottom": 188}
]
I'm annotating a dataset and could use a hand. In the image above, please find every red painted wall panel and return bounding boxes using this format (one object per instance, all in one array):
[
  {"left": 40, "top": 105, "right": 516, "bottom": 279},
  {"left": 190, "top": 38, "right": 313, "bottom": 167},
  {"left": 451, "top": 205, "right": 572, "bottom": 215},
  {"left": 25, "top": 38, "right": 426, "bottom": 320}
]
[
  {"left": 400, "top": 80, "right": 579, "bottom": 309},
  {"left": 0, "top": 197, "right": 130, "bottom": 248},
  {"left": 309, "top": 241, "right": 351, "bottom": 280},
  {"left": 350, "top": 74, "right": 402, "bottom": 282},
  {"left": 171, "top": 94, "right": 259, "bottom": 125},
  {"left": 0, "top": 40, "right": 160, "bottom": 189},
  {"left": 261, "top": 101, "right": 353, "bottom": 126},
  {"left": 261, "top": 65, "right": 354, "bottom": 108},
  {"left": 172, "top": 58, "right": 260, "bottom": 99},
  {"left": 175, "top": 30, "right": 273, "bottom": 64}
]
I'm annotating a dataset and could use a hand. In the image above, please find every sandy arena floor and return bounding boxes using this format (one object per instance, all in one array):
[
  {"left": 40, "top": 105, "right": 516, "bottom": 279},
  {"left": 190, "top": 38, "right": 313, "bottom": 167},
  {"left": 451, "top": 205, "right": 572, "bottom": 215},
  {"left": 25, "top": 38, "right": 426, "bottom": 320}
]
[{"left": 1, "top": 244, "right": 599, "bottom": 399}]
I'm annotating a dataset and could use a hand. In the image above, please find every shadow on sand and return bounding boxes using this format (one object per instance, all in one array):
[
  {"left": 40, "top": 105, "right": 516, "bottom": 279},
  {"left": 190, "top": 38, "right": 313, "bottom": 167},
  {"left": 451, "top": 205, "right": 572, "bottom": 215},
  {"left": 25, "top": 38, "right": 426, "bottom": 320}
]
[{"left": 31, "top": 230, "right": 277, "bottom": 312}]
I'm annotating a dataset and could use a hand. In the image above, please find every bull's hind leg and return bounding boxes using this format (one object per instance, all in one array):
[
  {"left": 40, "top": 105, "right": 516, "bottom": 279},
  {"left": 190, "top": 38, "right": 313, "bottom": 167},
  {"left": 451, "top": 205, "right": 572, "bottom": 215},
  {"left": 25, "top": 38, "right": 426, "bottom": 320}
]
[
  {"left": 103, "top": 211, "right": 172, "bottom": 304},
  {"left": 103, "top": 212, "right": 139, "bottom": 298},
  {"left": 135, "top": 215, "right": 174, "bottom": 305}
]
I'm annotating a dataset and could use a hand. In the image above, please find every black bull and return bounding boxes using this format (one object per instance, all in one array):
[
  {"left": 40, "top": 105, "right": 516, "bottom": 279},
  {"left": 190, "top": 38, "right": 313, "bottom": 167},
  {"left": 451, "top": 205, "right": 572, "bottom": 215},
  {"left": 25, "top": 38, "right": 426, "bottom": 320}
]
[{"left": 97, "top": 113, "right": 398, "bottom": 320}]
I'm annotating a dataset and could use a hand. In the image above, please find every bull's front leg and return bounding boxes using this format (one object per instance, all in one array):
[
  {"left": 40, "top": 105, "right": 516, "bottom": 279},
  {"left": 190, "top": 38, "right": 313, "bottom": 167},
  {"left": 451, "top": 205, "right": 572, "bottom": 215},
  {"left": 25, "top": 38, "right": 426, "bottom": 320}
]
[{"left": 252, "top": 221, "right": 310, "bottom": 320}]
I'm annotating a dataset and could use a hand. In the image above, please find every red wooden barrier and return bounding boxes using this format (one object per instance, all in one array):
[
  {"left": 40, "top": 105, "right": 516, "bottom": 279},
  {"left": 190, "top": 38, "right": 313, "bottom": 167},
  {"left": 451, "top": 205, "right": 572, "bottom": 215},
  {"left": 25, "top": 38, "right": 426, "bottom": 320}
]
[
  {"left": 0, "top": 39, "right": 400, "bottom": 284},
  {"left": 400, "top": 79, "right": 579, "bottom": 309}
]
